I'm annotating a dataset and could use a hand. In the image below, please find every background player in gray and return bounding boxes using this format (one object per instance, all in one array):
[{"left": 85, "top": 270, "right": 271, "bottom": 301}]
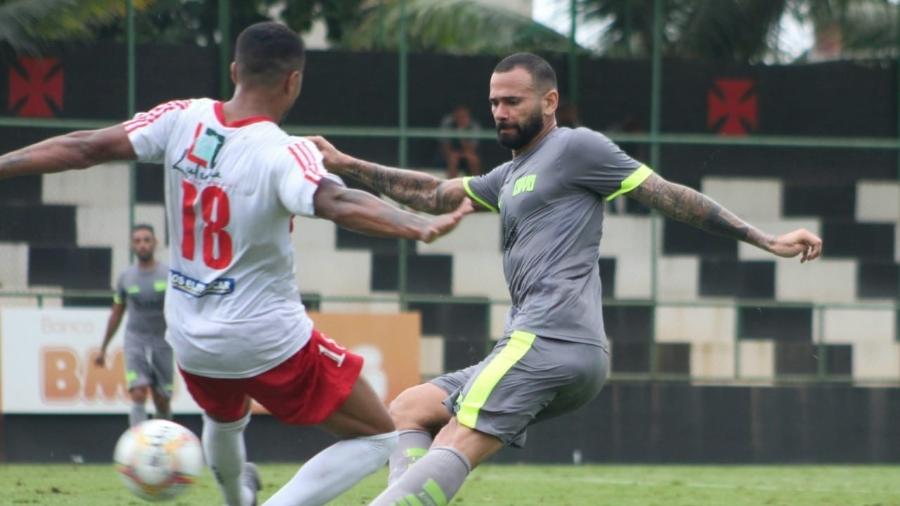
[
  {"left": 311, "top": 53, "right": 823, "bottom": 505},
  {"left": 96, "top": 224, "right": 173, "bottom": 427}
]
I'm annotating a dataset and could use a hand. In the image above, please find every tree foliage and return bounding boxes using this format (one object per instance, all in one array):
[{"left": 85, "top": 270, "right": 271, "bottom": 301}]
[
  {"left": 581, "top": 0, "right": 899, "bottom": 62},
  {"left": 343, "top": 0, "right": 577, "bottom": 54},
  {"left": 0, "top": 0, "right": 154, "bottom": 52}
]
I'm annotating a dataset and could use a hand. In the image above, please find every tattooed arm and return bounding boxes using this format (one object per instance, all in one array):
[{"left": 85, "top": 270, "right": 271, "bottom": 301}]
[
  {"left": 628, "top": 173, "right": 822, "bottom": 262},
  {"left": 309, "top": 135, "right": 475, "bottom": 214},
  {"left": 0, "top": 125, "right": 135, "bottom": 180},
  {"left": 313, "top": 178, "right": 472, "bottom": 243}
]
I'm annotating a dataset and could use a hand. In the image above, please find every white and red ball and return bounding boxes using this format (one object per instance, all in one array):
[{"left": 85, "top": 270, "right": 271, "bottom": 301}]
[{"left": 113, "top": 419, "right": 204, "bottom": 502}]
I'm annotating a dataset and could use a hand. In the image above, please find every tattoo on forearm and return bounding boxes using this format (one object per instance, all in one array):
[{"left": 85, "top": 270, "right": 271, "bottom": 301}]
[
  {"left": 0, "top": 153, "right": 30, "bottom": 179},
  {"left": 344, "top": 160, "right": 460, "bottom": 214},
  {"left": 630, "top": 175, "right": 773, "bottom": 250}
]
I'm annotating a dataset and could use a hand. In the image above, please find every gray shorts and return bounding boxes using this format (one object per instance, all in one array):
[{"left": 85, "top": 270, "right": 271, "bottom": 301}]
[
  {"left": 125, "top": 341, "right": 174, "bottom": 397},
  {"left": 431, "top": 331, "right": 609, "bottom": 448}
]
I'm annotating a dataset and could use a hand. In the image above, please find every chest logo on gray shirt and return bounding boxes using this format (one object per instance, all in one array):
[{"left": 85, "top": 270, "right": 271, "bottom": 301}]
[{"left": 512, "top": 174, "right": 537, "bottom": 196}]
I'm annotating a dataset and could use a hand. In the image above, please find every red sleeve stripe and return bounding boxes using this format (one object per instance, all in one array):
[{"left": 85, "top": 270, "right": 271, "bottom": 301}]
[
  {"left": 288, "top": 145, "right": 322, "bottom": 184},
  {"left": 294, "top": 142, "right": 327, "bottom": 179},
  {"left": 123, "top": 100, "right": 191, "bottom": 133},
  {"left": 292, "top": 141, "right": 314, "bottom": 167}
]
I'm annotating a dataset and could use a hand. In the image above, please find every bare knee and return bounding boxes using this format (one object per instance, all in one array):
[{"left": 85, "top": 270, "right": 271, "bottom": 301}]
[
  {"left": 130, "top": 386, "right": 149, "bottom": 404},
  {"left": 434, "top": 418, "right": 503, "bottom": 469},
  {"left": 389, "top": 383, "right": 452, "bottom": 433}
]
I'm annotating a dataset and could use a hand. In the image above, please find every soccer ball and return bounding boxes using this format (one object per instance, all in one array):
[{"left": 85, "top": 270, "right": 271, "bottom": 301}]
[{"left": 113, "top": 419, "right": 205, "bottom": 502}]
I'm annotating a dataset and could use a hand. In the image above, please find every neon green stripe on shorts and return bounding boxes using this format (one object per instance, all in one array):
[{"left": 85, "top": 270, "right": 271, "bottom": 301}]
[{"left": 456, "top": 330, "right": 536, "bottom": 429}]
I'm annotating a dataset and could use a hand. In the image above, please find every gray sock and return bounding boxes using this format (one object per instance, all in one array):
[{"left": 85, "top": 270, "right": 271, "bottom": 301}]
[
  {"left": 129, "top": 404, "right": 147, "bottom": 427},
  {"left": 370, "top": 446, "right": 471, "bottom": 506},
  {"left": 388, "top": 430, "right": 433, "bottom": 484}
]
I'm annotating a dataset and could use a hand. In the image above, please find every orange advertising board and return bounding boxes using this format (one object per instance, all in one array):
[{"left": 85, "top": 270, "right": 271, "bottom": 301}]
[{"left": 1, "top": 308, "right": 421, "bottom": 414}]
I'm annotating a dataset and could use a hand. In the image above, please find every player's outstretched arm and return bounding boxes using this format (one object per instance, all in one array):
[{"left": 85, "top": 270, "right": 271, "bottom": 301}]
[
  {"left": 308, "top": 135, "right": 476, "bottom": 214},
  {"left": 628, "top": 173, "right": 822, "bottom": 262},
  {"left": 0, "top": 125, "right": 136, "bottom": 180},
  {"left": 313, "top": 178, "right": 473, "bottom": 243}
]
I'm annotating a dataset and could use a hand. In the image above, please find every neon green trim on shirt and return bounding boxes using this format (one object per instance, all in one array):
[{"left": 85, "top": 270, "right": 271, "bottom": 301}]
[
  {"left": 153, "top": 280, "right": 167, "bottom": 292},
  {"left": 113, "top": 294, "right": 123, "bottom": 304},
  {"left": 456, "top": 330, "right": 536, "bottom": 429},
  {"left": 606, "top": 164, "right": 653, "bottom": 201},
  {"left": 126, "top": 285, "right": 140, "bottom": 294},
  {"left": 462, "top": 177, "right": 498, "bottom": 213}
]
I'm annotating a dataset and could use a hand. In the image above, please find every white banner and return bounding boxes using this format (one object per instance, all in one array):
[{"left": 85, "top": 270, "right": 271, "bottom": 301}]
[{"left": 1, "top": 308, "right": 201, "bottom": 414}]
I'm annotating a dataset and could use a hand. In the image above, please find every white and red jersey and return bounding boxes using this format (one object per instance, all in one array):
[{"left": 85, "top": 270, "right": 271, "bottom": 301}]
[{"left": 125, "top": 98, "right": 328, "bottom": 379}]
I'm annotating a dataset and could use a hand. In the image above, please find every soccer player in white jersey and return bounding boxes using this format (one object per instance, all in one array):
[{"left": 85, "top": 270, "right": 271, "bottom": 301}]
[{"left": 0, "top": 22, "right": 471, "bottom": 506}]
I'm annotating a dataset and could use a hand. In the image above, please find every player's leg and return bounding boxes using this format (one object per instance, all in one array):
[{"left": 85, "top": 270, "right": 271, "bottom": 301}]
[
  {"left": 203, "top": 406, "right": 257, "bottom": 506},
  {"left": 386, "top": 366, "right": 476, "bottom": 484},
  {"left": 128, "top": 385, "right": 149, "bottom": 426},
  {"left": 369, "top": 419, "right": 502, "bottom": 506},
  {"left": 125, "top": 345, "right": 153, "bottom": 426},
  {"left": 179, "top": 369, "right": 258, "bottom": 506},
  {"left": 261, "top": 331, "right": 398, "bottom": 506},
  {"left": 149, "top": 345, "right": 174, "bottom": 420},
  {"left": 150, "top": 389, "right": 171, "bottom": 420},
  {"left": 371, "top": 332, "right": 606, "bottom": 505}
]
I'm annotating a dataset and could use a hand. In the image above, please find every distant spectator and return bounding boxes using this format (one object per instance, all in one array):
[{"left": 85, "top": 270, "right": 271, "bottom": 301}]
[
  {"left": 557, "top": 101, "right": 581, "bottom": 128},
  {"left": 439, "top": 105, "right": 482, "bottom": 178}
]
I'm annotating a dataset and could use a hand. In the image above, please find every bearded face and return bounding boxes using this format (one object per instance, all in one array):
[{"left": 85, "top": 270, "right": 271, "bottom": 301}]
[{"left": 496, "top": 104, "right": 544, "bottom": 151}]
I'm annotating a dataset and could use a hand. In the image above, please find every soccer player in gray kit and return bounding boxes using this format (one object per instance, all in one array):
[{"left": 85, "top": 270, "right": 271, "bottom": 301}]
[
  {"left": 311, "top": 52, "right": 823, "bottom": 505},
  {"left": 96, "top": 224, "right": 173, "bottom": 427}
]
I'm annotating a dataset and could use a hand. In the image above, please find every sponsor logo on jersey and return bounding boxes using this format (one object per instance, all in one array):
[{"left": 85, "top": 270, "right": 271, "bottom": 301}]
[
  {"left": 169, "top": 270, "right": 235, "bottom": 297},
  {"left": 173, "top": 122, "right": 225, "bottom": 180}
]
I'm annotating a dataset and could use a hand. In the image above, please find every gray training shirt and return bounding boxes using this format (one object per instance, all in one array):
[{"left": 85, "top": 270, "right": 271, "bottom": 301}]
[
  {"left": 114, "top": 262, "right": 168, "bottom": 345},
  {"left": 463, "top": 127, "right": 650, "bottom": 347}
]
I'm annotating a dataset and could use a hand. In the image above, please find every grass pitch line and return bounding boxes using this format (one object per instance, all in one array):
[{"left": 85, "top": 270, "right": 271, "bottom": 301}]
[{"left": 476, "top": 471, "right": 873, "bottom": 494}]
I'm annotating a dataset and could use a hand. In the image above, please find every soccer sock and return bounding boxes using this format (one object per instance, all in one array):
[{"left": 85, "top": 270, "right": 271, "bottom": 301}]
[
  {"left": 369, "top": 446, "right": 471, "bottom": 506},
  {"left": 388, "top": 429, "right": 433, "bottom": 484},
  {"left": 262, "top": 431, "right": 398, "bottom": 506},
  {"left": 202, "top": 412, "right": 255, "bottom": 506},
  {"left": 129, "top": 403, "right": 147, "bottom": 427}
]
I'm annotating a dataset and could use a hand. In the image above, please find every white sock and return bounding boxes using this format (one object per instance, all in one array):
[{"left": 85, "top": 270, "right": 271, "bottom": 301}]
[
  {"left": 262, "top": 431, "right": 399, "bottom": 506},
  {"left": 129, "top": 403, "right": 147, "bottom": 427},
  {"left": 388, "top": 430, "right": 433, "bottom": 484},
  {"left": 203, "top": 412, "right": 255, "bottom": 506}
]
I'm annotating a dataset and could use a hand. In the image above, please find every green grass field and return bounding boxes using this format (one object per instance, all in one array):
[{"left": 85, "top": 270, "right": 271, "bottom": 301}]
[{"left": 2, "top": 463, "right": 899, "bottom": 505}]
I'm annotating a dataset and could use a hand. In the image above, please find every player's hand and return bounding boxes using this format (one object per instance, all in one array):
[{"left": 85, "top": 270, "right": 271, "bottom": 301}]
[
  {"left": 94, "top": 351, "right": 106, "bottom": 368},
  {"left": 307, "top": 136, "right": 353, "bottom": 174},
  {"left": 420, "top": 198, "right": 474, "bottom": 243},
  {"left": 768, "top": 228, "right": 822, "bottom": 262}
]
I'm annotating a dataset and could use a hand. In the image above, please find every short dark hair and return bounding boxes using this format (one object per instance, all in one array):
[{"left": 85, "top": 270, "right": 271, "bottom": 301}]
[
  {"left": 235, "top": 22, "right": 305, "bottom": 87},
  {"left": 132, "top": 224, "right": 155, "bottom": 236},
  {"left": 494, "top": 53, "right": 557, "bottom": 93}
]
